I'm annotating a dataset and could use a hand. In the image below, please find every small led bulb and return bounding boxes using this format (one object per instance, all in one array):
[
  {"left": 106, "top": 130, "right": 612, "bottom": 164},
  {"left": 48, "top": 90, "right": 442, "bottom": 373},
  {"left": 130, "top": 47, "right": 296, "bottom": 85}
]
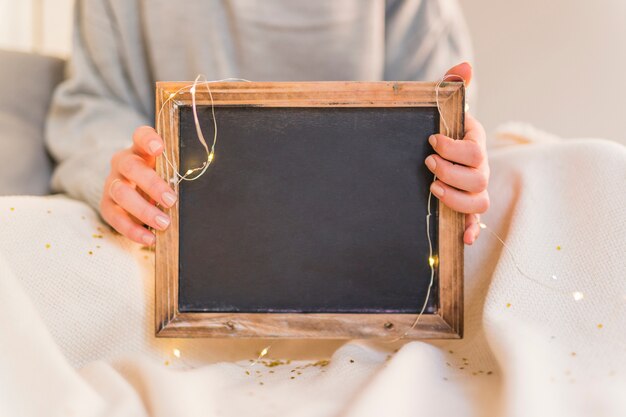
[
  {"left": 173, "top": 348, "right": 181, "bottom": 358},
  {"left": 208, "top": 152, "right": 214, "bottom": 162},
  {"left": 479, "top": 223, "right": 487, "bottom": 229},
  {"left": 428, "top": 257, "right": 435, "bottom": 267}
]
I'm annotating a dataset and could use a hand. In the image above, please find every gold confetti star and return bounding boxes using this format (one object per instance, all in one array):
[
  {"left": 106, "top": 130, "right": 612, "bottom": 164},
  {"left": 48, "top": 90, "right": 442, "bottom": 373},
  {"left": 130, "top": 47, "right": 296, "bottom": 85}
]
[
  {"left": 556, "top": 245, "right": 561, "bottom": 250},
  {"left": 45, "top": 243, "right": 51, "bottom": 249},
  {"left": 88, "top": 251, "right": 93, "bottom": 255},
  {"left": 506, "top": 303, "right": 512, "bottom": 308},
  {"left": 10, "top": 207, "right": 15, "bottom": 211},
  {"left": 597, "top": 324, "right": 603, "bottom": 329}
]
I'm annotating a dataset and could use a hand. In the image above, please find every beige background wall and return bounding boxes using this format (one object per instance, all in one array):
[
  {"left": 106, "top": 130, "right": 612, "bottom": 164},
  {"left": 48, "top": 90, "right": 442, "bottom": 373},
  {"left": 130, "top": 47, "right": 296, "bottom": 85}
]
[
  {"left": 459, "top": 0, "right": 626, "bottom": 144},
  {"left": 1, "top": 0, "right": 625, "bottom": 144}
]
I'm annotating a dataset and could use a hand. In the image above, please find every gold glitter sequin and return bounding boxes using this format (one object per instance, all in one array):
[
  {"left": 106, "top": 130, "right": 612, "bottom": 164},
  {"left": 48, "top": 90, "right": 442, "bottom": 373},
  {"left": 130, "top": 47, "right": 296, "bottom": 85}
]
[
  {"left": 45, "top": 243, "right": 51, "bottom": 249},
  {"left": 506, "top": 303, "right": 512, "bottom": 308}
]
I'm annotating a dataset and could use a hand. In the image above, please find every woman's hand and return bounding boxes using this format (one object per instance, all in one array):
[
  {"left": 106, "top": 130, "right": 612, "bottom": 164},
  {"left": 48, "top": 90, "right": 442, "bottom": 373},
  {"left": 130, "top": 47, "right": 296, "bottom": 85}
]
[
  {"left": 426, "top": 62, "right": 490, "bottom": 245},
  {"left": 100, "top": 126, "right": 176, "bottom": 245}
]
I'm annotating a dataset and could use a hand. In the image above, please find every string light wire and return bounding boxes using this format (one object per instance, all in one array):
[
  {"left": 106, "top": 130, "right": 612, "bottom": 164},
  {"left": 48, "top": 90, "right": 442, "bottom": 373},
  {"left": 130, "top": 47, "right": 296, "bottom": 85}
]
[
  {"left": 156, "top": 76, "right": 251, "bottom": 185},
  {"left": 386, "top": 74, "right": 465, "bottom": 342},
  {"left": 157, "top": 76, "right": 593, "bottom": 353}
]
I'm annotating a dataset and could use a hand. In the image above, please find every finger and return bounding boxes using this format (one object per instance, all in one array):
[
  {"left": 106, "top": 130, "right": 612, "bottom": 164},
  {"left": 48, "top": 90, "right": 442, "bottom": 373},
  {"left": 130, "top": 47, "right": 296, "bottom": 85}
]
[
  {"left": 464, "top": 213, "right": 481, "bottom": 245},
  {"left": 425, "top": 154, "right": 489, "bottom": 193},
  {"left": 108, "top": 178, "right": 171, "bottom": 231},
  {"left": 444, "top": 62, "right": 473, "bottom": 87},
  {"left": 100, "top": 197, "right": 156, "bottom": 245},
  {"left": 430, "top": 180, "right": 490, "bottom": 214},
  {"left": 116, "top": 152, "right": 177, "bottom": 207},
  {"left": 428, "top": 133, "right": 486, "bottom": 168},
  {"left": 132, "top": 125, "right": 163, "bottom": 158}
]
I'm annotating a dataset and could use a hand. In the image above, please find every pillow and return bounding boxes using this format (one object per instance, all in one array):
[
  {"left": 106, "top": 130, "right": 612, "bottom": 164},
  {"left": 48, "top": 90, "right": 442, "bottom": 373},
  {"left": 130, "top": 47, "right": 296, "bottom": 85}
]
[{"left": 0, "top": 49, "right": 65, "bottom": 195}]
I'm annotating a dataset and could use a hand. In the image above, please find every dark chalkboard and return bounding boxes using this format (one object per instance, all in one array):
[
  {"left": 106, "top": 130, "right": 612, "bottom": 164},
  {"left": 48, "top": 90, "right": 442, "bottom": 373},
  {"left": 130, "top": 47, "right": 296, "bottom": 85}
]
[
  {"left": 155, "top": 81, "right": 465, "bottom": 339},
  {"left": 178, "top": 106, "right": 438, "bottom": 314}
]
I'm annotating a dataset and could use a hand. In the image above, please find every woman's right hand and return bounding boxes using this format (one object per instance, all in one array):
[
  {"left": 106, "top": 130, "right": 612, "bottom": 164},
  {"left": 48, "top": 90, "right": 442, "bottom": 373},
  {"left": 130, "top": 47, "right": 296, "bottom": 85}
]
[{"left": 100, "top": 126, "right": 177, "bottom": 245}]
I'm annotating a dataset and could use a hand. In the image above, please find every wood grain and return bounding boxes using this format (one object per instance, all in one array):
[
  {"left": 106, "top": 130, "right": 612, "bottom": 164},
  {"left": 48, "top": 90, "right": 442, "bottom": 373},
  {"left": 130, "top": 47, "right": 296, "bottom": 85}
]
[{"left": 155, "top": 81, "right": 465, "bottom": 339}]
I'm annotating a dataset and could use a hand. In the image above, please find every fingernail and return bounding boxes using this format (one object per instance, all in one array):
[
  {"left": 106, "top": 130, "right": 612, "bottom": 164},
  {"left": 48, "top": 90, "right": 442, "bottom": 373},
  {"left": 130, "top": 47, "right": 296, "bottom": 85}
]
[
  {"left": 425, "top": 155, "right": 436, "bottom": 171},
  {"left": 162, "top": 191, "right": 177, "bottom": 207},
  {"left": 155, "top": 215, "right": 170, "bottom": 229},
  {"left": 142, "top": 233, "right": 155, "bottom": 245},
  {"left": 430, "top": 182, "right": 444, "bottom": 197},
  {"left": 429, "top": 135, "right": 437, "bottom": 148},
  {"left": 148, "top": 140, "right": 161, "bottom": 154}
]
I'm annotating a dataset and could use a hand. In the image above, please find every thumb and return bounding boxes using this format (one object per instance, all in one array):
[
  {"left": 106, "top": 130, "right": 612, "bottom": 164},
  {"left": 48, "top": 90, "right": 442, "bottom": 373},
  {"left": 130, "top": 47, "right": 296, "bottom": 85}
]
[{"left": 443, "top": 62, "right": 473, "bottom": 87}]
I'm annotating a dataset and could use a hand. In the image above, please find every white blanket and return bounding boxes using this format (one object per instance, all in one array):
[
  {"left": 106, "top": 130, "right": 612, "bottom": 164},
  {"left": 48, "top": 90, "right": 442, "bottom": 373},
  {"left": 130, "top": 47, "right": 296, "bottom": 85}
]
[{"left": 1, "top": 126, "right": 625, "bottom": 417}]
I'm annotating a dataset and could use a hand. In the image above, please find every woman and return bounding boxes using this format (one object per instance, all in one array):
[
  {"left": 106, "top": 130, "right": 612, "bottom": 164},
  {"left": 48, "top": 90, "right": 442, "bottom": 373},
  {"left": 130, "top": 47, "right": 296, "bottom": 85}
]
[{"left": 46, "top": 0, "right": 489, "bottom": 246}]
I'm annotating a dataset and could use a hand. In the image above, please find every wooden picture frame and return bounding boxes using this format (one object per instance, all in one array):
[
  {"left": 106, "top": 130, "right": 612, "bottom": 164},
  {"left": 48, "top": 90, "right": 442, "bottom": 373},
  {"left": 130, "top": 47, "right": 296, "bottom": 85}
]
[{"left": 155, "top": 81, "right": 464, "bottom": 339}]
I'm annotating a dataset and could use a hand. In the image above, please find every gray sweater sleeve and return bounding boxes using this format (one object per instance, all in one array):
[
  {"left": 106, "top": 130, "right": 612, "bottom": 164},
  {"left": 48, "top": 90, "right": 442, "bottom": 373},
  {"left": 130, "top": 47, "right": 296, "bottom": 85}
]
[{"left": 45, "top": 0, "right": 150, "bottom": 211}]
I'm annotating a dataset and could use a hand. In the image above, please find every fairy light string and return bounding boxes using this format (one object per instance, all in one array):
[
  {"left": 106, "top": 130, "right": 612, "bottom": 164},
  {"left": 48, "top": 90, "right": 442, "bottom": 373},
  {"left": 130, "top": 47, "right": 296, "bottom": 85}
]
[
  {"left": 390, "top": 73, "right": 594, "bottom": 341},
  {"left": 386, "top": 74, "right": 465, "bottom": 342},
  {"left": 157, "top": 75, "right": 599, "bottom": 363},
  {"left": 156, "top": 75, "right": 251, "bottom": 185}
]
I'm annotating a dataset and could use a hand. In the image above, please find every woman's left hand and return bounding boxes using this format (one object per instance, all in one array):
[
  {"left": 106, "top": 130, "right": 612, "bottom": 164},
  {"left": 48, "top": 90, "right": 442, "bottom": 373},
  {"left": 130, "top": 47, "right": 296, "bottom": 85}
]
[{"left": 425, "top": 62, "right": 490, "bottom": 245}]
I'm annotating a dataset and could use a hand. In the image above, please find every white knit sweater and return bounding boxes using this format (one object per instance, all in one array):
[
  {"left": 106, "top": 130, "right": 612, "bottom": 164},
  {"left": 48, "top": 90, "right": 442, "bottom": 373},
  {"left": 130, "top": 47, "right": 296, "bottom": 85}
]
[{"left": 45, "top": 0, "right": 472, "bottom": 211}]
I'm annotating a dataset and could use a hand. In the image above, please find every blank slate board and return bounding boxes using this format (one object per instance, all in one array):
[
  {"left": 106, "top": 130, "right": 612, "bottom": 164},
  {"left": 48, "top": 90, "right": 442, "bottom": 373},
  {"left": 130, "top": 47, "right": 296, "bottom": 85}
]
[
  {"left": 155, "top": 82, "right": 465, "bottom": 339},
  {"left": 179, "top": 106, "right": 438, "bottom": 313}
]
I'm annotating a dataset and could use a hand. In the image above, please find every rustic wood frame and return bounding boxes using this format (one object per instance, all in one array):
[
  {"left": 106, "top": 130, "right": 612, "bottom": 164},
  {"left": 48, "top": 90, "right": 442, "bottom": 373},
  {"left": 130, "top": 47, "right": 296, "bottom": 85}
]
[{"left": 155, "top": 81, "right": 464, "bottom": 339}]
